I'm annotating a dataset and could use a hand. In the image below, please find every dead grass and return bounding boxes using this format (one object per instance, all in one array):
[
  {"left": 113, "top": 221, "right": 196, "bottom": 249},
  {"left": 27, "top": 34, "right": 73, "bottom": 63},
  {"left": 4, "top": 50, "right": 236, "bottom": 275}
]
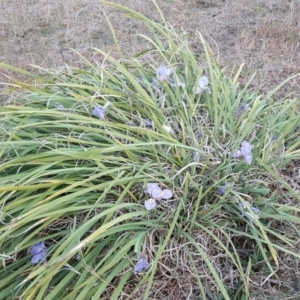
[{"left": 1, "top": 0, "right": 299, "bottom": 100}]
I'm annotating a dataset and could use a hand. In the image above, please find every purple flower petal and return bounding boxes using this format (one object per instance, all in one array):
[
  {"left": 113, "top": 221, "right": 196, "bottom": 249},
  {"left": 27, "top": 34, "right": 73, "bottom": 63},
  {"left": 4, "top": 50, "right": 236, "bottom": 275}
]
[
  {"left": 192, "top": 151, "right": 200, "bottom": 162},
  {"left": 233, "top": 149, "right": 242, "bottom": 158},
  {"left": 31, "top": 250, "right": 47, "bottom": 264},
  {"left": 239, "top": 203, "right": 260, "bottom": 222},
  {"left": 31, "top": 253, "right": 43, "bottom": 264},
  {"left": 195, "top": 76, "right": 209, "bottom": 94},
  {"left": 134, "top": 254, "right": 149, "bottom": 272},
  {"left": 144, "top": 183, "right": 160, "bottom": 195},
  {"left": 195, "top": 132, "right": 202, "bottom": 139},
  {"left": 238, "top": 104, "right": 250, "bottom": 113},
  {"left": 30, "top": 245, "right": 42, "bottom": 255},
  {"left": 241, "top": 141, "right": 253, "bottom": 157},
  {"left": 30, "top": 241, "right": 48, "bottom": 264},
  {"left": 144, "top": 119, "right": 153, "bottom": 129},
  {"left": 55, "top": 103, "right": 64, "bottom": 110},
  {"left": 41, "top": 249, "right": 47, "bottom": 262},
  {"left": 239, "top": 202, "right": 246, "bottom": 210},
  {"left": 144, "top": 198, "right": 157, "bottom": 210},
  {"left": 144, "top": 183, "right": 173, "bottom": 200},
  {"left": 92, "top": 106, "right": 106, "bottom": 119},
  {"left": 160, "top": 189, "right": 173, "bottom": 199},
  {"left": 251, "top": 206, "right": 260, "bottom": 215},
  {"left": 198, "top": 76, "right": 208, "bottom": 89},
  {"left": 150, "top": 189, "right": 162, "bottom": 199},
  {"left": 218, "top": 184, "right": 228, "bottom": 196},
  {"left": 30, "top": 241, "right": 46, "bottom": 255},
  {"left": 244, "top": 154, "right": 252, "bottom": 165},
  {"left": 150, "top": 189, "right": 173, "bottom": 200},
  {"left": 156, "top": 65, "right": 173, "bottom": 81}
]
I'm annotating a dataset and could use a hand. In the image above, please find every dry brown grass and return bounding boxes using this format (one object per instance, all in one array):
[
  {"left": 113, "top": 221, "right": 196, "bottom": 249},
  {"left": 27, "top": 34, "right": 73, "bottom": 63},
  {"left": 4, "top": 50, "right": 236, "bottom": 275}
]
[{"left": 1, "top": 0, "right": 299, "bottom": 99}]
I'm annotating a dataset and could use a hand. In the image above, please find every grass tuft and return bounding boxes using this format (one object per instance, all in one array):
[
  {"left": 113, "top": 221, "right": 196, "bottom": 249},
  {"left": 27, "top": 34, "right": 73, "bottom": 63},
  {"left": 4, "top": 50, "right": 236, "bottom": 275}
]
[{"left": 1, "top": 1, "right": 300, "bottom": 299}]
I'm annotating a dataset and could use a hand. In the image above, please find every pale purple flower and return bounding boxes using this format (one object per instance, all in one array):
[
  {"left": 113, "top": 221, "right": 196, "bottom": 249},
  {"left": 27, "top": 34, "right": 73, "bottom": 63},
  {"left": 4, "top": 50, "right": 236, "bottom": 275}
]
[
  {"left": 233, "top": 141, "right": 253, "bottom": 165},
  {"left": 238, "top": 104, "right": 250, "bottom": 113},
  {"left": 144, "top": 183, "right": 173, "bottom": 200},
  {"left": 195, "top": 132, "right": 202, "bottom": 139},
  {"left": 144, "top": 198, "right": 157, "bottom": 210},
  {"left": 144, "top": 183, "right": 160, "bottom": 194},
  {"left": 151, "top": 189, "right": 173, "bottom": 200},
  {"left": 134, "top": 254, "right": 149, "bottom": 273},
  {"left": 241, "top": 142, "right": 253, "bottom": 157},
  {"left": 156, "top": 65, "right": 173, "bottom": 81},
  {"left": 242, "top": 208, "right": 260, "bottom": 223},
  {"left": 218, "top": 183, "right": 229, "bottom": 196},
  {"left": 250, "top": 206, "right": 260, "bottom": 215},
  {"left": 198, "top": 76, "right": 208, "bottom": 89},
  {"left": 92, "top": 106, "right": 106, "bottom": 119},
  {"left": 150, "top": 189, "right": 163, "bottom": 199},
  {"left": 30, "top": 241, "right": 48, "bottom": 264},
  {"left": 192, "top": 151, "right": 200, "bottom": 162},
  {"left": 195, "top": 76, "right": 210, "bottom": 95},
  {"left": 92, "top": 102, "right": 110, "bottom": 120},
  {"left": 55, "top": 103, "right": 64, "bottom": 110},
  {"left": 144, "top": 119, "right": 153, "bottom": 129},
  {"left": 239, "top": 202, "right": 260, "bottom": 223},
  {"left": 233, "top": 149, "right": 242, "bottom": 158},
  {"left": 160, "top": 189, "right": 173, "bottom": 199},
  {"left": 244, "top": 154, "right": 253, "bottom": 165}
]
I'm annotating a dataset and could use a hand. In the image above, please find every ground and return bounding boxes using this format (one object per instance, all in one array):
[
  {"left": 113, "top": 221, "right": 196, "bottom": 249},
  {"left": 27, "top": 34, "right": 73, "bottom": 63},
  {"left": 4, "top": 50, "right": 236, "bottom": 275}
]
[{"left": 1, "top": 0, "right": 299, "bottom": 100}]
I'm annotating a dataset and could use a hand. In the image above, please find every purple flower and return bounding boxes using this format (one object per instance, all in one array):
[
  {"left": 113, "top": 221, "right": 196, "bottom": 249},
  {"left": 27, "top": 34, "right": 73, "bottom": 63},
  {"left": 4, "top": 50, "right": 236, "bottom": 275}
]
[
  {"left": 233, "top": 149, "right": 242, "bottom": 158},
  {"left": 92, "top": 102, "right": 110, "bottom": 120},
  {"left": 241, "top": 142, "right": 253, "bottom": 157},
  {"left": 156, "top": 65, "right": 173, "bottom": 81},
  {"left": 151, "top": 189, "right": 173, "bottom": 200},
  {"left": 30, "top": 241, "right": 48, "bottom": 264},
  {"left": 144, "top": 198, "right": 157, "bottom": 210},
  {"left": 250, "top": 206, "right": 260, "bottom": 215},
  {"left": 195, "top": 76, "right": 210, "bottom": 95},
  {"left": 144, "top": 119, "right": 153, "bottom": 129},
  {"left": 233, "top": 141, "right": 253, "bottom": 165},
  {"left": 192, "top": 151, "right": 200, "bottom": 162},
  {"left": 144, "top": 183, "right": 173, "bottom": 200},
  {"left": 244, "top": 154, "right": 253, "bottom": 165},
  {"left": 55, "top": 103, "right": 64, "bottom": 110},
  {"left": 144, "top": 183, "right": 160, "bottom": 194},
  {"left": 92, "top": 106, "right": 106, "bottom": 119},
  {"left": 161, "top": 189, "right": 173, "bottom": 199},
  {"left": 239, "top": 202, "right": 260, "bottom": 222},
  {"left": 218, "top": 184, "right": 229, "bottom": 196},
  {"left": 195, "top": 132, "right": 202, "bottom": 139},
  {"left": 238, "top": 104, "right": 250, "bottom": 113},
  {"left": 134, "top": 254, "right": 149, "bottom": 273}
]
